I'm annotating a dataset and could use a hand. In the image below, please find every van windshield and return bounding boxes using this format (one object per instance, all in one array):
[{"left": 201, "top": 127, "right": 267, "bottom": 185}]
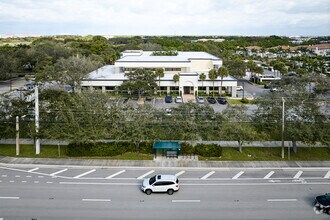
[{"left": 149, "top": 176, "right": 156, "bottom": 185}]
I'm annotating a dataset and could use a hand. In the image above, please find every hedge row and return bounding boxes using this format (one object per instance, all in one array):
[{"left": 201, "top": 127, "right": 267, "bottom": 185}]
[
  {"left": 67, "top": 141, "right": 222, "bottom": 157},
  {"left": 66, "top": 142, "right": 153, "bottom": 157}
]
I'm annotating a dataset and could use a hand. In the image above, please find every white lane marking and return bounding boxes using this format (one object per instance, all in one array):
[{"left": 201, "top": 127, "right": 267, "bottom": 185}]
[
  {"left": 46, "top": 182, "right": 53, "bottom": 184},
  {"left": 74, "top": 169, "right": 96, "bottom": 178},
  {"left": 50, "top": 169, "right": 68, "bottom": 176},
  {"left": 267, "top": 199, "right": 297, "bottom": 202},
  {"left": 172, "top": 200, "right": 200, "bottom": 203},
  {"left": 38, "top": 176, "right": 44, "bottom": 178},
  {"left": 60, "top": 182, "right": 139, "bottom": 186},
  {"left": 264, "top": 171, "right": 275, "bottom": 179},
  {"left": 82, "top": 199, "right": 111, "bottom": 202},
  {"left": 106, "top": 170, "right": 126, "bottom": 179},
  {"left": 26, "top": 176, "right": 31, "bottom": 178},
  {"left": 175, "top": 171, "right": 185, "bottom": 177},
  {"left": 34, "top": 181, "right": 39, "bottom": 183},
  {"left": 0, "top": 180, "right": 2, "bottom": 182},
  {"left": 28, "top": 168, "right": 39, "bottom": 172},
  {"left": 0, "top": 197, "right": 19, "bottom": 199},
  {"left": 137, "top": 170, "right": 155, "bottom": 180},
  {"left": 324, "top": 171, "right": 330, "bottom": 179},
  {"left": 15, "top": 175, "right": 20, "bottom": 178},
  {"left": 232, "top": 171, "right": 244, "bottom": 179},
  {"left": 1, "top": 175, "right": 7, "bottom": 177},
  {"left": 201, "top": 171, "right": 215, "bottom": 180},
  {"left": 9, "top": 181, "right": 14, "bottom": 183},
  {"left": 21, "top": 181, "right": 27, "bottom": 183},
  {"left": 294, "top": 171, "right": 303, "bottom": 179}
]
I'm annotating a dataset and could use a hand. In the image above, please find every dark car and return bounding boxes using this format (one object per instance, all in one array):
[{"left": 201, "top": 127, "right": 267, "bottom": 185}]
[
  {"left": 165, "top": 95, "right": 173, "bottom": 103},
  {"left": 217, "top": 97, "right": 227, "bottom": 104},
  {"left": 207, "top": 97, "right": 216, "bottom": 104},
  {"left": 314, "top": 193, "right": 330, "bottom": 215}
]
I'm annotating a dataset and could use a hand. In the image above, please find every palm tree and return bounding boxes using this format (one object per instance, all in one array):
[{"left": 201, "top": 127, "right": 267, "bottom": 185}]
[
  {"left": 173, "top": 74, "right": 180, "bottom": 95},
  {"left": 208, "top": 69, "right": 217, "bottom": 97},
  {"left": 199, "top": 72, "right": 206, "bottom": 95},
  {"left": 155, "top": 68, "right": 164, "bottom": 96},
  {"left": 218, "top": 66, "right": 229, "bottom": 97}
]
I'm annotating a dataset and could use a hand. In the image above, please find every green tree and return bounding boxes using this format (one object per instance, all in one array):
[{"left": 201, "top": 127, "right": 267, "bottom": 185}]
[
  {"left": 218, "top": 66, "right": 229, "bottom": 97},
  {"left": 120, "top": 68, "right": 158, "bottom": 98},
  {"left": 199, "top": 72, "right": 206, "bottom": 95},
  {"left": 155, "top": 68, "right": 164, "bottom": 96},
  {"left": 226, "top": 57, "right": 246, "bottom": 79},
  {"left": 208, "top": 68, "right": 218, "bottom": 97}
]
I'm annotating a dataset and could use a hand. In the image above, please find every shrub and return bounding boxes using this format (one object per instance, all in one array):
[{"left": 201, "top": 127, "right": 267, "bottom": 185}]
[
  {"left": 241, "top": 98, "right": 249, "bottom": 104},
  {"left": 194, "top": 143, "right": 222, "bottom": 157},
  {"left": 180, "top": 142, "right": 194, "bottom": 155}
]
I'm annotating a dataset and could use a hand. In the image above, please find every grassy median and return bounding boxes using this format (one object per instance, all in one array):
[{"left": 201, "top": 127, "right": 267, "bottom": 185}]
[{"left": 0, "top": 144, "right": 329, "bottom": 161}]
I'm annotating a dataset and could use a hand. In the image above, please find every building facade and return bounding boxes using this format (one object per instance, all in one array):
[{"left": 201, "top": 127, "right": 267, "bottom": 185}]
[{"left": 81, "top": 50, "right": 238, "bottom": 97}]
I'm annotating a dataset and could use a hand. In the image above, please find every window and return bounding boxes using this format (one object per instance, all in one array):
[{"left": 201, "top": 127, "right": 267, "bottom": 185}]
[{"left": 165, "top": 68, "right": 181, "bottom": 71}]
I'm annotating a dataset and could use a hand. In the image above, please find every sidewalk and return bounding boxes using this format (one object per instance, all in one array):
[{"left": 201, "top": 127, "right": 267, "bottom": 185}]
[{"left": 0, "top": 156, "right": 329, "bottom": 168}]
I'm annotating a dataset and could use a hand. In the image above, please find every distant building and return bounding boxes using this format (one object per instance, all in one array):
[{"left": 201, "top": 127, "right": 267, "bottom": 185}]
[
  {"left": 191, "top": 38, "right": 225, "bottom": 43},
  {"left": 81, "top": 50, "right": 238, "bottom": 97}
]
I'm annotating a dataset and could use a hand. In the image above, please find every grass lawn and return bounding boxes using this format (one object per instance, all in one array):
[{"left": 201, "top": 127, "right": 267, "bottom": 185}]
[{"left": 199, "top": 147, "right": 330, "bottom": 161}]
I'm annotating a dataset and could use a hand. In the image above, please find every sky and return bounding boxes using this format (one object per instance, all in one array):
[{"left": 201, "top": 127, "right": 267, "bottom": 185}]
[{"left": 0, "top": 0, "right": 329, "bottom": 36}]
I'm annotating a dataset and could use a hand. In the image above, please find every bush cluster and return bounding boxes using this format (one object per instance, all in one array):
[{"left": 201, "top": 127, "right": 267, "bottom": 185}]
[
  {"left": 67, "top": 141, "right": 153, "bottom": 157},
  {"left": 180, "top": 142, "right": 222, "bottom": 157}
]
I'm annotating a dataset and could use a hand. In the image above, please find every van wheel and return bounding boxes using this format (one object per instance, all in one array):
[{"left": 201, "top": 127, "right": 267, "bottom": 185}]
[
  {"left": 167, "top": 189, "right": 174, "bottom": 195},
  {"left": 145, "top": 189, "right": 152, "bottom": 195}
]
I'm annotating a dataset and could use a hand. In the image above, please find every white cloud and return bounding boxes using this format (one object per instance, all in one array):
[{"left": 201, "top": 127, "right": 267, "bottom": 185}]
[{"left": 0, "top": 0, "right": 329, "bottom": 35}]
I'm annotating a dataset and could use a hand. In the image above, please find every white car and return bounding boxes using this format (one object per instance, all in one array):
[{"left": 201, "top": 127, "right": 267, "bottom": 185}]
[
  {"left": 236, "top": 86, "right": 243, "bottom": 91},
  {"left": 141, "top": 174, "right": 179, "bottom": 195},
  {"left": 175, "top": 96, "right": 183, "bottom": 103},
  {"left": 196, "top": 96, "right": 205, "bottom": 103}
]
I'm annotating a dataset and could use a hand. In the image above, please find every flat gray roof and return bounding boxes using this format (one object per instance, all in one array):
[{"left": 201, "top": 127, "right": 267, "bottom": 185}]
[{"left": 116, "top": 51, "right": 222, "bottom": 63}]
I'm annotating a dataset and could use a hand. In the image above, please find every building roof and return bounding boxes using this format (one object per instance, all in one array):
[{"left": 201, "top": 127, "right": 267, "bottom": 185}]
[{"left": 116, "top": 51, "right": 222, "bottom": 63}]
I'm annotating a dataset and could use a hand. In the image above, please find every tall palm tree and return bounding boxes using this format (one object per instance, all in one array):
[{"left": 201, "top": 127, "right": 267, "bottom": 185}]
[
  {"left": 218, "top": 66, "right": 229, "bottom": 97},
  {"left": 173, "top": 74, "right": 180, "bottom": 95},
  {"left": 199, "top": 72, "right": 206, "bottom": 95},
  {"left": 208, "top": 69, "right": 217, "bottom": 97},
  {"left": 155, "top": 68, "right": 164, "bottom": 96}
]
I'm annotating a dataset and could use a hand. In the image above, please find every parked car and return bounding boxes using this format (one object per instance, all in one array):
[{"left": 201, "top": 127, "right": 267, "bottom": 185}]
[
  {"left": 216, "top": 97, "right": 227, "bottom": 104},
  {"left": 207, "top": 97, "right": 217, "bottom": 104},
  {"left": 196, "top": 96, "right": 205, "bottom": 103},
  {"left": 236, "top": 86, "right": 243, "bottom": 91},
  {"left": 314, "top": 193, "right": 330, "bottom": 215},
  {"left": 175, "top": 96, "right": 183, "bottom": 103},
  {"left": 165, "top": 95, "right": 173, "bottom": 103},
  {"left": 141, "top": 174, "right": 179, "bottom": 195}
]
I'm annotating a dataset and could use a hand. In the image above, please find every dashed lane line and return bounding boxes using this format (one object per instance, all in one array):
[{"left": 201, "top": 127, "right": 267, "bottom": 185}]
[
  {"left": 201, "top": 171, "right": 215, "bottom": 180},
  {"left": 137, "top": 170, "right": 155, "bottom": 180},
  {"left": 0, "top": 197, "right": 19, "bottom": 199},
  {"left": 1, "top": 175, "right": 7, "bottom": 177},
  {"left": 172, "top": 200, "right": 200, "bottom": 203},
  {"left": 264, "top": 171, "right": 275, "bottom": 179},
  {"left": 50, "top": 169, "right": 68, "bottom": 176},
  {"left": 28, "top": 168, "right": 39, "bottom": 172},
  {"left": 267, "top": 199, "right": 297, "bottom": 202},
  {"left": 324, "top": 171, "right": 330, "bottom": 179},
  {"left": 175, "top": 171, "right": 185, "bottom": 177},
  {"left": 232, "top": 171, "right": 244, "bottom": 179},
  {"left": 73, "top": 169, "right": 96, "bottom": 179},
  {"left": 293, "top": 171, "right": 303, "bottom": 179},
  {"left": 106, "top": 170, "right": 126, "bottom": 179},
  {"left": 82, "top": 199, "right": 111, "bottom": 202}
]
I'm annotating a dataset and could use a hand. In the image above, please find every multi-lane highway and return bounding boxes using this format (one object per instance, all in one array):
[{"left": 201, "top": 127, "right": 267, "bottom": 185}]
[{"left": 0, "top": 165, "right": 329, "bottom": 220}]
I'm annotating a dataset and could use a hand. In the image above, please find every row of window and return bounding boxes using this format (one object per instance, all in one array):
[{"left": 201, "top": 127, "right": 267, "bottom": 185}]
[
  {"left": 81, "top": 86, "right": 224, "bottom": 91},
  {"left": 123, "top": 68, "right": 182, "bottom": 72}
]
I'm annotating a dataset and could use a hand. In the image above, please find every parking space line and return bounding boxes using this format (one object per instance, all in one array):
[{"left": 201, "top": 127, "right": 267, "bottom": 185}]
[
  {"left": 324, "top": 171, "right": 330, "bottom": 179},
  {"left": 267, "top": 199, "right": 297, "bottom": 202},
  {"left": 28, "top": 168, "right": 39, "bottom": 172},
  {"left": 175, "top": 171, "right": 185, "bottom": 177},
  {"left": 264, "top": 171, "right": 275, "bottom": 179},
  {"left": 74, "top": 169, "right": 96, "bottom": 178},
  {"left": 137, "top": 170, "right": 155, "bottom": 179},
  {"left": 293, "top": 171, "right": 303, "bottom": 179},
  {"left": 50, "top": 169, "right": 68, "bottom": 176},
  {"left": 106, "top": 170, "right": 126, "bottom": 179},
  {"left": 232, "top": 171, "right": 244, "bottom": 179},
  {"left": 201, "top": 171, "right": 215, "bottom": 180}
]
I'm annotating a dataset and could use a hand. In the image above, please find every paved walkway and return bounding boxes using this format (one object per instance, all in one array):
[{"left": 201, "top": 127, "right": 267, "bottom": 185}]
[{"left": 0, "top": 156, "right": 329, "bottom": 168}]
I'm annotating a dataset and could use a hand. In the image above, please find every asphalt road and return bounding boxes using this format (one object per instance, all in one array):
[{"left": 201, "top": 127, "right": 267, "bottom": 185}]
[{"left": 0, "top": 166, "right": 329, "bottom": 220}]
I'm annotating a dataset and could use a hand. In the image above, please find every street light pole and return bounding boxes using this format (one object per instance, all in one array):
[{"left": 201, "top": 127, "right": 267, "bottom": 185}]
[
  {"left": 35, "top": 84, "right": 40, "bottom": 154},
  {"left": 281, "top": 97, "right": 285, "bottom": 159}
]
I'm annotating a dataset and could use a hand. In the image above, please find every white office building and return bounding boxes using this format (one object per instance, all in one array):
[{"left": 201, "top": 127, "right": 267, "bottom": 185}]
[{"left": 81, "top": 50, "right": 238, "bottom": 97}]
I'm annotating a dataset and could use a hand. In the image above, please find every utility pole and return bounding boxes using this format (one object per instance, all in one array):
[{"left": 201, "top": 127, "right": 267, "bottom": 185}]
[
  {"left": 281, "top": 97, "right": 285, "bottom": 159},
  {"left": 35, "top": 84, "right": 40, "bottom": 154},
  {"left": 16, "top": 116, "right": 19, "bottom": 156}
]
